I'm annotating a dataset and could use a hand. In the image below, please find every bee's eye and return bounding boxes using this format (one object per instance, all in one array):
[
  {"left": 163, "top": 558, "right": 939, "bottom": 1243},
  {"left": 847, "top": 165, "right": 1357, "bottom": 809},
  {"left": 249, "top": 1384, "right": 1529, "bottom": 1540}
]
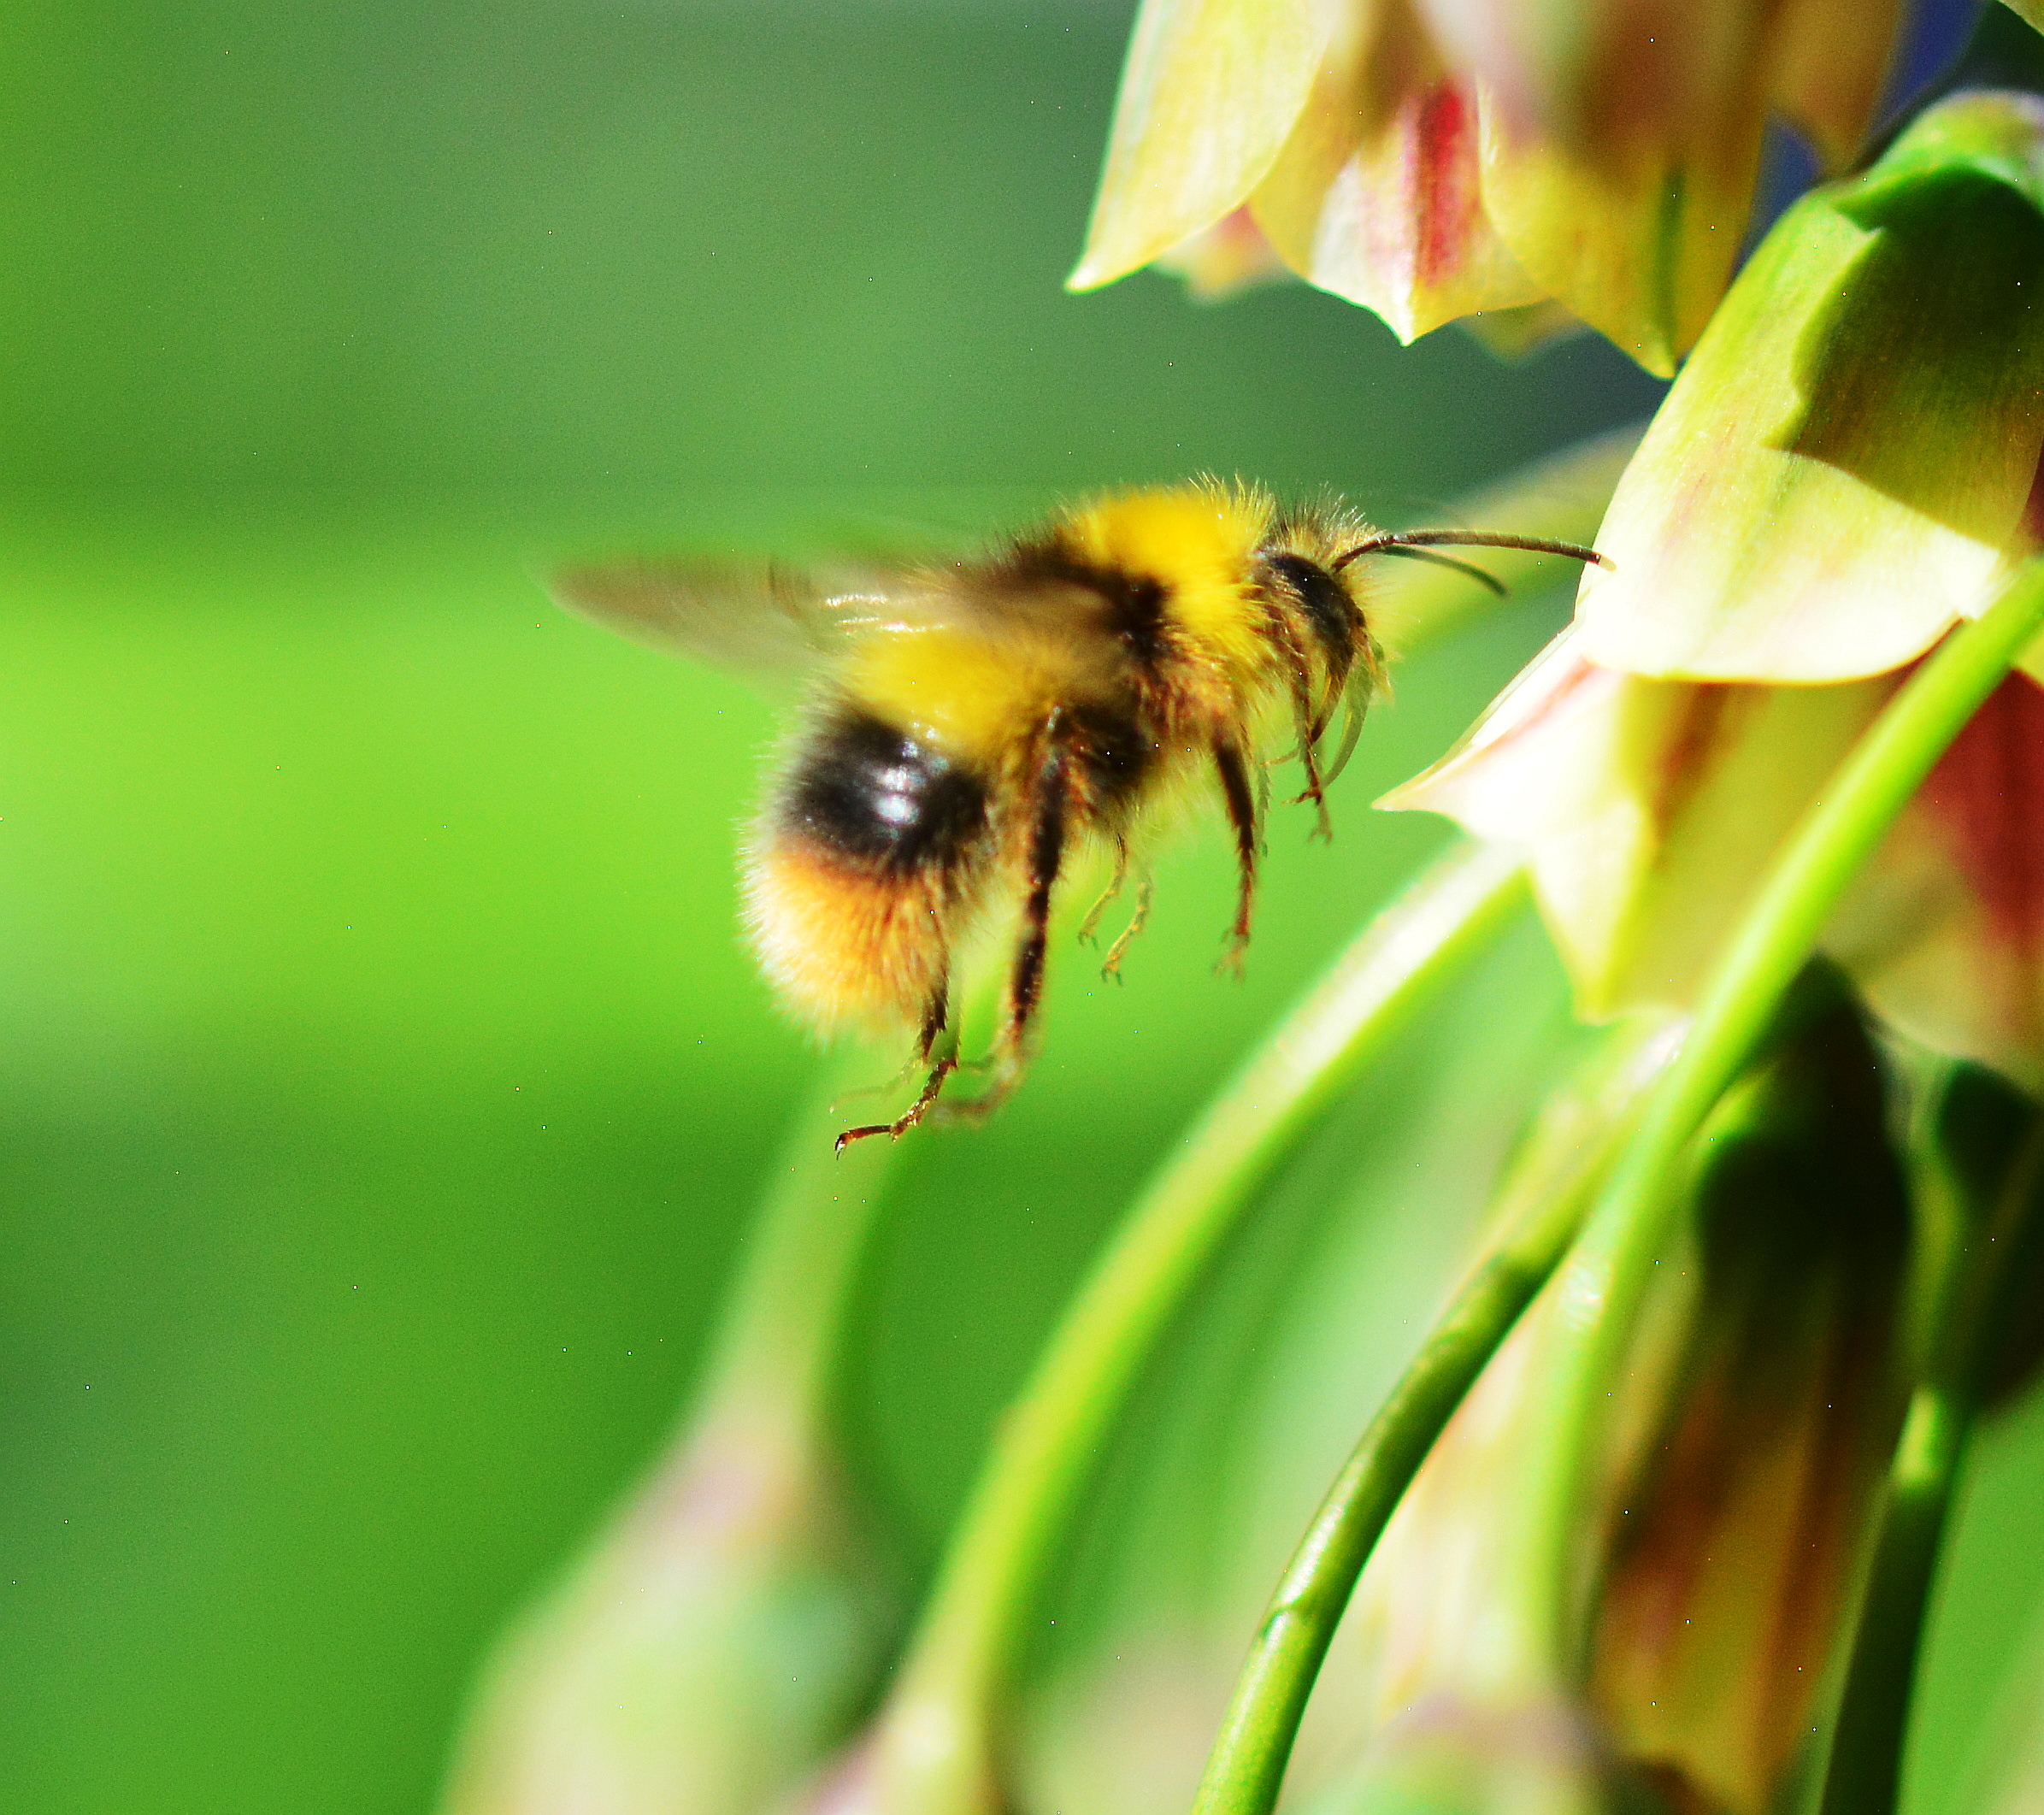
[{"left": 1264, "top": 552, "right": 1359, "bottom": 661}]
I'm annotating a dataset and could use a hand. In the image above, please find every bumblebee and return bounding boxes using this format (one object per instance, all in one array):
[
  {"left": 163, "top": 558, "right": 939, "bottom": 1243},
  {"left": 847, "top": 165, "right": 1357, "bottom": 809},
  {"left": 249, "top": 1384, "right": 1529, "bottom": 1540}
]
[{"left": 557, "top": 483, "right": 1603, "bottom": 1147}]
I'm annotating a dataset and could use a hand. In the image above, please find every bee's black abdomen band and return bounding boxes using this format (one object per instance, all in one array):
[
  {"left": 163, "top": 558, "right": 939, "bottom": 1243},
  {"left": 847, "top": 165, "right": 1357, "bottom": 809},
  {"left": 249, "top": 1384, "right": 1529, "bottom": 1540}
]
[{"left": 782, "top": 710, "right": 989, "bottom": 874}]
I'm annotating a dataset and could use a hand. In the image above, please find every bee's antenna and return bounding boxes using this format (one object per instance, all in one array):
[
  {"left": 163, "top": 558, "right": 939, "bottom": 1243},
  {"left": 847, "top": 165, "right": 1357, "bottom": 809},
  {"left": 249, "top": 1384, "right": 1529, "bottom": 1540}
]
[
  {"left": 1332, "top": 530, "right": 1612, "bottom": 579},
  {"left": 1366, "top": 544, "right": 1511, "bottom": 596}
]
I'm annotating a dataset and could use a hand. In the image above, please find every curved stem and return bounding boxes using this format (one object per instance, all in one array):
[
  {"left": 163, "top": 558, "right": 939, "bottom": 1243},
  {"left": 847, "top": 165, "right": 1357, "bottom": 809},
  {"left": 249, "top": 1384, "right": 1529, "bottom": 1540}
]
[
  {"left": 1188, "top": 1018, "right": 1676, "bottom": 1815},
  {"left": 693, "top": 1045, "right": 907, "bottom": 1451},
  {"left": 1818, "top": 1385, "right": 1971, "bottom": 1815},
  {"left": 1821, "top": 1104, "right": 2044, "bottom": 1815},
  {"left": 1511, "top": 563, "right": 2044, "bottom": 1677},
  {"left": 861, "top": 840, "right": 1529, "bottom": 1814}
]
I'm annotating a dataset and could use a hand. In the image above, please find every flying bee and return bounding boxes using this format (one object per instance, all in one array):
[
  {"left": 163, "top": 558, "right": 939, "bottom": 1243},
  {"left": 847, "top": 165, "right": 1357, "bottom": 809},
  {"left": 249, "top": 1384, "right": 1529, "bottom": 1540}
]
[{"left": 556, "top": 482, "right": 1605, "bottom": 1148}]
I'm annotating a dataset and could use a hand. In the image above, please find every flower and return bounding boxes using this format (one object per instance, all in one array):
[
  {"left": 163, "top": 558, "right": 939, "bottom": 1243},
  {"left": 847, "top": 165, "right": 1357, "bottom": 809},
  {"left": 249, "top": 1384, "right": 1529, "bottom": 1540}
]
[
  {"left": 1383, "top": 91, "right": 2044, "bottom": 1091},
  {"left": 1570, "top": 91, "right": 2044, "bottom": 685},
  {"left": 1069, "top": 0, "right": 1911, "bottom": 373}
]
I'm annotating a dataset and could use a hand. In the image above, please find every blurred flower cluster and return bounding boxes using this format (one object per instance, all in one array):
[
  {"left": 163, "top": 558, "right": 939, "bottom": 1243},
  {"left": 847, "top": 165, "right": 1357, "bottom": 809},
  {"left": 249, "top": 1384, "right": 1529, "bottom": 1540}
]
[
  {"left": 1072, "top": 0, "right": 2041, "bottom": 374},
  {"left": 443, "top": 7, "right": 2044, "bottom": 1815}
]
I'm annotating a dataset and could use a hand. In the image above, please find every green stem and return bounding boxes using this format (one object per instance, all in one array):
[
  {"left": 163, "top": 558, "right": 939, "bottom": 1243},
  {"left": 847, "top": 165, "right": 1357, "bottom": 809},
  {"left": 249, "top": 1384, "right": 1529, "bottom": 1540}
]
[
  {"left": 863, "top": 840, "right": 1529, "bottom": 1814},
  {"left": 692, "top": 1046, "right": 904, "bottom": 1453},
  {"left": 1189, "top": 1019, "right": 1672, "bottom": 1815},
  {"left": 1819, "top": 1385, "right": 1971, "bottom": 1815},
  {"left": 1821, "top": 1105, "right": 2044, "bottom": 1815},
  {"left": 1512, "top": 563, "right": 2044, "bottom": 1675}
]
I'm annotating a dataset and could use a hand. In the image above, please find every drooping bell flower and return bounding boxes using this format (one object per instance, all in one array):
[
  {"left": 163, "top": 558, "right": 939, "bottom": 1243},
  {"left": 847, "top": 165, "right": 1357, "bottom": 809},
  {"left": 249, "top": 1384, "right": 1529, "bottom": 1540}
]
[
  {"left": 1069, "top": 0, "right": 1911, "bottom": 372},
  {"left": 1384, "top": 91, "right": 2044, "bottom": 1092}
]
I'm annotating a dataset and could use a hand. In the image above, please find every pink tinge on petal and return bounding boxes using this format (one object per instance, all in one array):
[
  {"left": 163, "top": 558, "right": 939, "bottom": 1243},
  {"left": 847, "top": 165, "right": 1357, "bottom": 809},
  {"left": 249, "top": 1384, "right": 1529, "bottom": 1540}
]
[
  {"left": 1414, "top": 80, "right": 1481, "bottom": 286},
  {"left": 1651, "top": 687, "right": 1735, "bottom": 831},
  {"left": 1919, "top": 675, "right": 2044, "bottom": 964}
]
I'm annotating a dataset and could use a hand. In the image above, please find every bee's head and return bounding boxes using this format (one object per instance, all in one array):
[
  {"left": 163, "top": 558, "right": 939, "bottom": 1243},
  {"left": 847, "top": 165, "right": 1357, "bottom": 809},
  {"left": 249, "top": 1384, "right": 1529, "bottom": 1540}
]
[{"left": 1258, "top": 548, "right": 1370, "bottom": 675}]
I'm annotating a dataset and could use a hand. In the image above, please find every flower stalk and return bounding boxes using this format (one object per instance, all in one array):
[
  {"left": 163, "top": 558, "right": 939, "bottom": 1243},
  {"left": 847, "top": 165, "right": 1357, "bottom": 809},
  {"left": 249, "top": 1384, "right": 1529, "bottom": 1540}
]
[
  {"left": 439, "top": 1052, "right": 906, "bottom": 1815},
  {"left": 846, "top": 840, "right": 1529, "bottom": 1815}
]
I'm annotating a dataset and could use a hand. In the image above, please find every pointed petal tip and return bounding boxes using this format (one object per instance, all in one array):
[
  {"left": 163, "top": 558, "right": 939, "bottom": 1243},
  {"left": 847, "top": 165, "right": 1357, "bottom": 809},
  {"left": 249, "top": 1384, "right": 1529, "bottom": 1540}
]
[{"left": 1064, "top": 247, "right": 1130, "bottom": 294}]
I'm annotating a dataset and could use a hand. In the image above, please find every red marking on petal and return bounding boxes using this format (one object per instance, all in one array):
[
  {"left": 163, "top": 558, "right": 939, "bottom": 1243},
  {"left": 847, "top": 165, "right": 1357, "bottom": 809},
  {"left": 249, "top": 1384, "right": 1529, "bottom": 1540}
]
[
  {"left": 1413, "top": 82, "right": 1480, "bottom": 287},
  {"left": 1919, "top": 674, "right": 2044, "bottom": 960},
  {"left": 2022, "top": 440, "right": 2044, "bottom": 551},
  {"left": 1651, "top": 684, "right": 1735, "bottom": 830}
]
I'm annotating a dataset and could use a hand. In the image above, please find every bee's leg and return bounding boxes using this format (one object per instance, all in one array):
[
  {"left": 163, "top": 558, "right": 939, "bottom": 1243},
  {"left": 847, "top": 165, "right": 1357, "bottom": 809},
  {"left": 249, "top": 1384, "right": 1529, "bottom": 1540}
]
[
  {"left": 834, "top": 980, "right": 959, "bottom": 1151},
  {"left": 1293, "top": 738, "right": 1333, "bottom": 841},
  {"left": 1263, "top": 604, "right": 1334, "bottom": 838},
  {"left": 916, "top": 974, "right": 951, "bottom": 1062},
  {"left": 1213, "top": 737, "right": 1260, "bottom": 975},
  {"left": 951, "top": 734, "right": 1073, "bottom": 1123},
  {"left": 835, "top": 1047, "right": 958, "bottom": 1152},
  {"left": 1075, "top": 835, "right": 1130, "bottom": 947},
  {"left": 1006, "top": 739, "right": 1072, "bottom": 1058},
  {"left": 1100, "top": 869, "right": 1156, "bottom": 983}
]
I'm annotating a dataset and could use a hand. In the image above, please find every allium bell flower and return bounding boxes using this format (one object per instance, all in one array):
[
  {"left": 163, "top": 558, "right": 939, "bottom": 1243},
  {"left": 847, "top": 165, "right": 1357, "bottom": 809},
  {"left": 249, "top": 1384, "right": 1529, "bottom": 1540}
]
[
  {"left": 1385, "top": 91, "right": 2044, "bottom": 1091},
  {"left": 1069, "top": 0, "right": 1911, "bottom": 372}
]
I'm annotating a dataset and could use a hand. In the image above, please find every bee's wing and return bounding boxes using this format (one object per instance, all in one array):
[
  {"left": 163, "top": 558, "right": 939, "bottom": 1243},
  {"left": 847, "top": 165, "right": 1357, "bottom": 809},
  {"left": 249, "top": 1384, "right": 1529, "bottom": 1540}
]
[{"left": 551, "top": 558, "right": 921, "bottom": 688}]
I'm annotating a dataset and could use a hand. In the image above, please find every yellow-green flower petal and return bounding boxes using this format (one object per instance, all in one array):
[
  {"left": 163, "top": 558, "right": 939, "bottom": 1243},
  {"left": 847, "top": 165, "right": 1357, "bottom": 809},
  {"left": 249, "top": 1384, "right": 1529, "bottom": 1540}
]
[
  {"left": 1069, "top": 0, "right": 1340, "bottom": 293},
  {"left": 1476, "top": 87, "right": 1766, "bottom": 378},
  {"left": 1422, "top": 1, "right": 1907, "bottom": 374},
  {"left": 1387, "top": 632, "right": 2044, "bottom": 1086},
  {"left": 2006, "top": 0, "right": 2044, "bottom": 32},
  {"left": 1247, "top": 7, "right": 1545, "bottom": 340},
  {"left": 1411, "top": 0, "right": 1587, "bottom": 139},
  {"left": 1573, "top": 91, "right": 2044, "bottom": 683},
  {"left": 1380, "top": 631, "right": 1895, "bottom": 1017},
  {"left": 1457, "top": 294, "right": 1585, "bottom": 361}
]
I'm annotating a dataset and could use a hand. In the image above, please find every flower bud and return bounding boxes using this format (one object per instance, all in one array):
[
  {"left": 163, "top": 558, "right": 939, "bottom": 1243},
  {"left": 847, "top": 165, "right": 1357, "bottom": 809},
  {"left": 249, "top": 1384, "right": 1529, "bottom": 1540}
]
[
  {"left": 1589, "top": 977, "right": 1911, "bottom": 1813},
  {"left": 439, "top": 1406, "right": 894, "bottom": 1815},
  {"left": 1317, "top": 981, "right": 1909, "bottom": 1814}
]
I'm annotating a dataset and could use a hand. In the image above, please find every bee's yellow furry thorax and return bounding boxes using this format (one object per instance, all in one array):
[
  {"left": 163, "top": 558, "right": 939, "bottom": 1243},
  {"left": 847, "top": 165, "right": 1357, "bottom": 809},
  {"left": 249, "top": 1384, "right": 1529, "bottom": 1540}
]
[
  {"left": 845, "top": 626, "right": 1061, "bottom": 768},
  {"left": 1063, "top": 485, "right": 1272, "bottom": 680}
]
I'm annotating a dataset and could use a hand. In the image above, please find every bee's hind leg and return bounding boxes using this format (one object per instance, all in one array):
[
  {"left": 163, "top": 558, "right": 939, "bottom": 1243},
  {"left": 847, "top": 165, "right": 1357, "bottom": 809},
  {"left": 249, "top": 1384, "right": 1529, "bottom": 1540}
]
[
  {"left": 834, "top": 1049, "right": 958, "bottom": 1152},
  {"left": 1289, "top": 731, "right": 1334, "bottom": 841},
  {"left": 945, "top": 733, "right": 1072, "bottom": 1124},
  {"left": 834, "top": 981, "right": 959, "bottom": 1152}
]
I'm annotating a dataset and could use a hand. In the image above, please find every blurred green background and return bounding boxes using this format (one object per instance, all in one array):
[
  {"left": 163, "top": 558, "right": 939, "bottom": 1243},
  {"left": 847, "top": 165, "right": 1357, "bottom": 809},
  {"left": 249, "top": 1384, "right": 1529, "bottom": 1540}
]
[{"left": 4, "top": 3, "right": 2037, "bottom": 1813}]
